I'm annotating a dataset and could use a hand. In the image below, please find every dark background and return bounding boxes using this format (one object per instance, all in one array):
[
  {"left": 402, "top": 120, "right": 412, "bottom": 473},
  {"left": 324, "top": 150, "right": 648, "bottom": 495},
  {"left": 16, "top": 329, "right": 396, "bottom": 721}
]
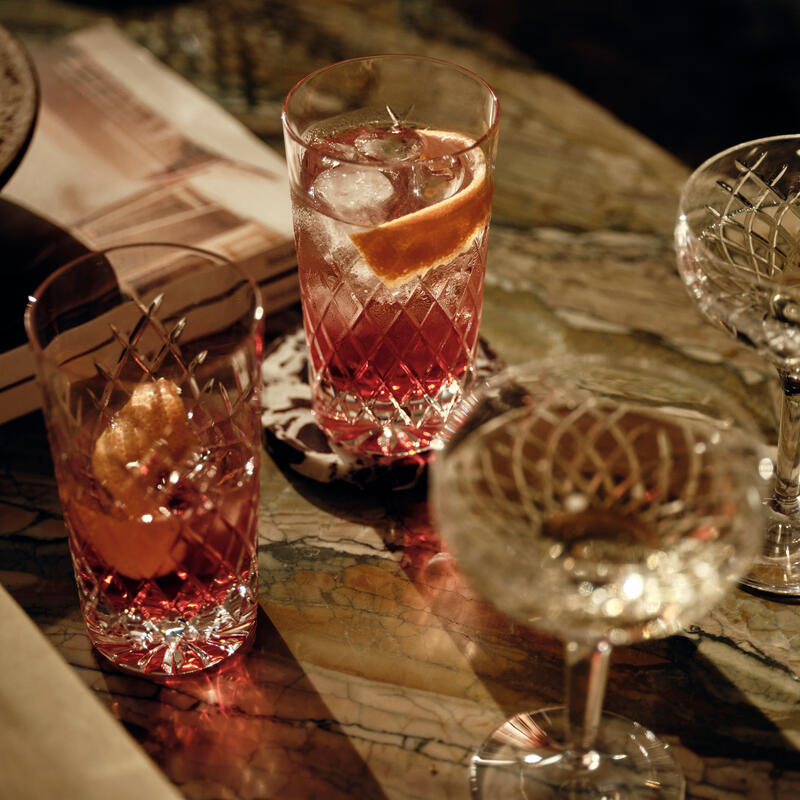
[
  {"left": 447, "top": 0, "right": 800, "bottom": 166},
  {"left": 5, "top": 0, "right": 800, "bottom": 169}
]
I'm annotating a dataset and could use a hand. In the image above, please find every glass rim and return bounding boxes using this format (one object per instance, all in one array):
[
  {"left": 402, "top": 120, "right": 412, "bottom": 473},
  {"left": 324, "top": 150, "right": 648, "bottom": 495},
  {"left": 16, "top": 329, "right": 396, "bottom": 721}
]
[
  {"left": 24, "top": 241, "right": 264, "bottom": 365},
  {"left": 281, "top": 53, "right": 501, "bottom": 166},
  {"left": 677, "top": 133, "right": 800, "bottom": 292},
  {"left": 434, "top": 352, "right": 764, "bottom": 459},
  {"left": 678, "top": 133, "right": 800, "bottom": 212}
]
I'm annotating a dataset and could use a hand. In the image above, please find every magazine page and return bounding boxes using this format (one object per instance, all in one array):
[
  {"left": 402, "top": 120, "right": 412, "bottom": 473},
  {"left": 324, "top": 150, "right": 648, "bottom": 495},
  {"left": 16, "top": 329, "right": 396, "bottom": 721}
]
[{"left": 2, "top": 23, "right": 298, "bottom": 424}]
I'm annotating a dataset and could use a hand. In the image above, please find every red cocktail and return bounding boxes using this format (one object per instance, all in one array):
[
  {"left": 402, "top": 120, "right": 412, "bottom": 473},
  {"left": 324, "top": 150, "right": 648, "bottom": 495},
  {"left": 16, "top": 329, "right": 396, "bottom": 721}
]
[
  {"left": 283, "top": 56, "right": 499, "bottom": 456},
  {"left": 26, "top": 245, "right": 263, "bottom": 676}
]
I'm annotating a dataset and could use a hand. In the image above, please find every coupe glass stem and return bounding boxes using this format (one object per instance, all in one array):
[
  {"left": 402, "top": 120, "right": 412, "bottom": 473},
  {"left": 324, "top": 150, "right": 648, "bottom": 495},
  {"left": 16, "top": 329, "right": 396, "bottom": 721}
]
[
  {"left": 564, "top": 638, "right": 611, "bottom": 760},
  {"left": 774, "top": 369, "right": 800, "bottom": 514}
]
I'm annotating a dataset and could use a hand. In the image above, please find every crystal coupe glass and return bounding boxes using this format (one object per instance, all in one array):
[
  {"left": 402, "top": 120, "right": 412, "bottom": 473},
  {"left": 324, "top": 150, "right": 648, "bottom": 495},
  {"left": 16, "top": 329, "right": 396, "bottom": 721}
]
[
  {"left": 25, "top": 244, "right": 264, "bottom": 676},
  {"left": 431, "top": 356, "right": 763, "bottom": 799},
  {"left": 675, "top": 135, "right": 800, "bottom": 595}
]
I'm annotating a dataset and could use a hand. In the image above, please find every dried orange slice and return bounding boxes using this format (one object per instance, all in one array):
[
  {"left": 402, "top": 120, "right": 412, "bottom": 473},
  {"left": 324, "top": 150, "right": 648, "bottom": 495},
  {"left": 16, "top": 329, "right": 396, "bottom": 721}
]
[
  {"left": 91, "top": 378, "right": 197, "bottom": 513},
  {"left": 349, "top": 130, "right": 491, "bottom": 287}
]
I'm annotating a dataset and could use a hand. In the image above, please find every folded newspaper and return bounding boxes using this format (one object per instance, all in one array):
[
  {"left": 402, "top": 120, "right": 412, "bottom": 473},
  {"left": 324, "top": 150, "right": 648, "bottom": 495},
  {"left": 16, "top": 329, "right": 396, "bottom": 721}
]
[{"left": 1, "top": 22, "right": 297, "bottom": 424}]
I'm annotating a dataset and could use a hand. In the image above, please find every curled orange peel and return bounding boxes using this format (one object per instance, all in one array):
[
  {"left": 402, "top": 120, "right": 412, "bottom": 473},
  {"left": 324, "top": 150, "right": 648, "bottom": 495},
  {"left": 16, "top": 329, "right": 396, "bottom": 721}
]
[
  {"left": 80, "top": 378, "right": 198, "bottom": 579},
  {"left": 349, "top": 131, "right": 491, "bottom": 287}
]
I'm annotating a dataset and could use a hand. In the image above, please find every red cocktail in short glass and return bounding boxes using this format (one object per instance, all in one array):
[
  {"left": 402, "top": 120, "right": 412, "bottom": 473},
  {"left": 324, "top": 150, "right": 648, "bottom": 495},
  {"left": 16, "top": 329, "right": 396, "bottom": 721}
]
[{"left": 26, "top": 244, "right": 263, "bottom": 676}]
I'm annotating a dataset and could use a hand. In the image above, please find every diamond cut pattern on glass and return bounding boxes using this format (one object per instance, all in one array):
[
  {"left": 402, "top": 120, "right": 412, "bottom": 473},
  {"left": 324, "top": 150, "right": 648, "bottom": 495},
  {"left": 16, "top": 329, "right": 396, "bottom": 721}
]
[
  {"left": 703, "top": 151, "right": 800, "bottom": 280},
  {"left": 303, "top": 235, "right": 486, "bottom": 452},
  {"left": 450, "top": 390, "right": 739, "bottom": 548},
  {"left": 694, "top": 150, "right": 800, "bottom": 303},
  {"left": 682, "top": 145, "right": 800, "bottom": 359}
]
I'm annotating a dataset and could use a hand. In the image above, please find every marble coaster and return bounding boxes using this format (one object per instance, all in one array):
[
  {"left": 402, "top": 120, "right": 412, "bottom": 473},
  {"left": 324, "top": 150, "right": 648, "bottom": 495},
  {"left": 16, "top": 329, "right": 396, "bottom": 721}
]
[{"left": 260, "top": 327, "right": 504, "bottom": 487}]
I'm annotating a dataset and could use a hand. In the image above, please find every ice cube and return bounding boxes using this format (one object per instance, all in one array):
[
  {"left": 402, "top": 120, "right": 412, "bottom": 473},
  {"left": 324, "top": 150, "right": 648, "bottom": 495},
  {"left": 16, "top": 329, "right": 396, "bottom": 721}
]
[
  {"left": 311, "top": 164, "right": 395, "bottom": 226},
  {"left": 349, "top": 256, "right": 382, "bottom": 294},
  {"left": 309, "top": 135, "right": 359, "bottom": 162},
  {"left": 412, "top": 155, "right": 465, "bottom": 206},
  {"left": 322, "top": 140, "right": 359, "bottom": 161},
  {"left": 354, "top": 127, "right": 424, "bottom": 162}
]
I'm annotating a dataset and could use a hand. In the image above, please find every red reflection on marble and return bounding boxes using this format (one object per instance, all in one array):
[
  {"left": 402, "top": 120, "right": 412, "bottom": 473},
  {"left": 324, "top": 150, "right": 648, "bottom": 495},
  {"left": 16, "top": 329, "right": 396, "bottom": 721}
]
[
  {"left": 392, "top": 494, "right": 513, "bottom": 634},
  {"left": 389, "top": 493, "right": 565, "bottom": 712},
  {"left": 105, "top": 612, "right": 388, "bottom": 799}
]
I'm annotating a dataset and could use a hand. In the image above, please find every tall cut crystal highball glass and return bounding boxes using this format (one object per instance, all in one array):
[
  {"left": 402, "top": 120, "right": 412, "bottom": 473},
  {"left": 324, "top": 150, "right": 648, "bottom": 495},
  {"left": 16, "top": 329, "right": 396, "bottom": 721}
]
[{"left": 282, "top": 55, "right": 499, "bottom": 458}]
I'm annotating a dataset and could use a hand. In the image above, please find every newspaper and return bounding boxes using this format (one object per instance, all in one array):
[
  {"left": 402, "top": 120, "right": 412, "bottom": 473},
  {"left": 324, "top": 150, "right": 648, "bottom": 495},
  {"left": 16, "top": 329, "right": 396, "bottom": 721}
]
[{"left": 1, "top": 23, "right": 297, "bottom": 424}]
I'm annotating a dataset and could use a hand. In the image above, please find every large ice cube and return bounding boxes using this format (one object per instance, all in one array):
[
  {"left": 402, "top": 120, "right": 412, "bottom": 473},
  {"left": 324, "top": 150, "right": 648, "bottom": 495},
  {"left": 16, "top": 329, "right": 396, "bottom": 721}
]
[
  {"left": 308, "top": 134, "right": 359, "bottom": 162},
  {"left": 354, "top": 127, "right": 424, "bottom": 162},
  {"left": 311, "top": 164, "right": 395, "bottom": 226},
  {"left": 321, "top": 140, "right": 359, "bottom": 161},
  {"left": 412, "top": 155, "right": 465, "bottom": 206}
]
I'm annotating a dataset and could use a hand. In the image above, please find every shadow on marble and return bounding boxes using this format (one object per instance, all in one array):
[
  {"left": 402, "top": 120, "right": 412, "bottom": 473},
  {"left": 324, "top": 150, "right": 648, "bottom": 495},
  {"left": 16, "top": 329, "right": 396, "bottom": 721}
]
[
  {"left": 269, "top": 464, "right": 798, "bottom": 763},
  {"left": 83, "top": 608, "right": 392, "bottom": 799},
  {"left": 4, "top": 411, "right": 797, "bottom": 792}
]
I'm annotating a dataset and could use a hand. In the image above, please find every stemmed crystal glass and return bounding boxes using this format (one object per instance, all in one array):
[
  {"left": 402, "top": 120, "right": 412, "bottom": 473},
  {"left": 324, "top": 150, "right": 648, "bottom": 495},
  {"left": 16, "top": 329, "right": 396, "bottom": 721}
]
[
  {"left": 430, "top": 356, "right": 763, "bottom": 799},
  {"left": 675, "top": 135, "right": 800, "bottom": 595}
]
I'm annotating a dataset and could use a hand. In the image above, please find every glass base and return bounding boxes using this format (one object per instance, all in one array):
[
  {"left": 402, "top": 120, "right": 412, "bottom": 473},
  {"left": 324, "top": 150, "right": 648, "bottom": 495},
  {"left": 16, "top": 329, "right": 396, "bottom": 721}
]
[
  {"left": 82, "top": 573, "right": 259, "bottom": 677},
  {"left": 314, "top": 382, "right": 466, "bottom": 458},
  {"left": 310, "top": 351, "right": 481, "bottom": 458},
  {"left": 470, "top": 707, "right": 684, "bottom": 799},
  {"left": 740, "top": 506, "right": 800, "bottom": 596},
  {"left": 317, "top": 413, "right": 443, "bottom": 458}
]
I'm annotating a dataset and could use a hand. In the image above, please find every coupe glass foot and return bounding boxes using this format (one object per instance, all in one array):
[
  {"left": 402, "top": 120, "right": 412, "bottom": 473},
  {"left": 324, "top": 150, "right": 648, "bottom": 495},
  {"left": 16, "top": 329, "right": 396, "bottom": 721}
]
[
  {"left": 470, "top": 708, "right": 684, "bottom": 799},
  {"left": 740, "top": 507, "right": 800, "bottom": 596}
]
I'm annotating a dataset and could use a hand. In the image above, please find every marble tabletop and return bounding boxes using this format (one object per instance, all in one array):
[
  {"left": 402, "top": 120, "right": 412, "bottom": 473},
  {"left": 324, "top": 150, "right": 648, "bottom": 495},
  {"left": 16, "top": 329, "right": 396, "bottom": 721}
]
[{"left": 1, "top": 1, "right": 799, "bottom": 798}]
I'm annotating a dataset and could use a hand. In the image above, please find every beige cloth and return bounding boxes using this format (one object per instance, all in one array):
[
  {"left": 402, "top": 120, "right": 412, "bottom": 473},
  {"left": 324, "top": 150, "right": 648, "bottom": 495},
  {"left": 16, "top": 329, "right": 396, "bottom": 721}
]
[{"left": 0, "top": 584, "right": 181, "bottom": 800}]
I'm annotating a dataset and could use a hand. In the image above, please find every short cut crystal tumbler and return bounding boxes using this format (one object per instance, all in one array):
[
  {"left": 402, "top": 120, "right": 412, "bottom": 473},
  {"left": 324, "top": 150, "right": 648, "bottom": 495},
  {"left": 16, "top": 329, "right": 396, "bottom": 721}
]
[{"left": 25, "top": 243, "right": 264, "bottom": 676}]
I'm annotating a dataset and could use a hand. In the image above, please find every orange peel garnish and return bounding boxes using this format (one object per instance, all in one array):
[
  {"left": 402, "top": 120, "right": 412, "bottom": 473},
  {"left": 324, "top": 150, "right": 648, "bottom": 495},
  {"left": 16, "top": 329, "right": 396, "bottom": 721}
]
[
  {"left": 349, "top": 131, "right": 491, "bottom": 287},
  {"left": 82, "top": 378, "right": 198, "bottom": 579},
  {"left": 69, "top": 500, "right": 187, "bottom": 581}
]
